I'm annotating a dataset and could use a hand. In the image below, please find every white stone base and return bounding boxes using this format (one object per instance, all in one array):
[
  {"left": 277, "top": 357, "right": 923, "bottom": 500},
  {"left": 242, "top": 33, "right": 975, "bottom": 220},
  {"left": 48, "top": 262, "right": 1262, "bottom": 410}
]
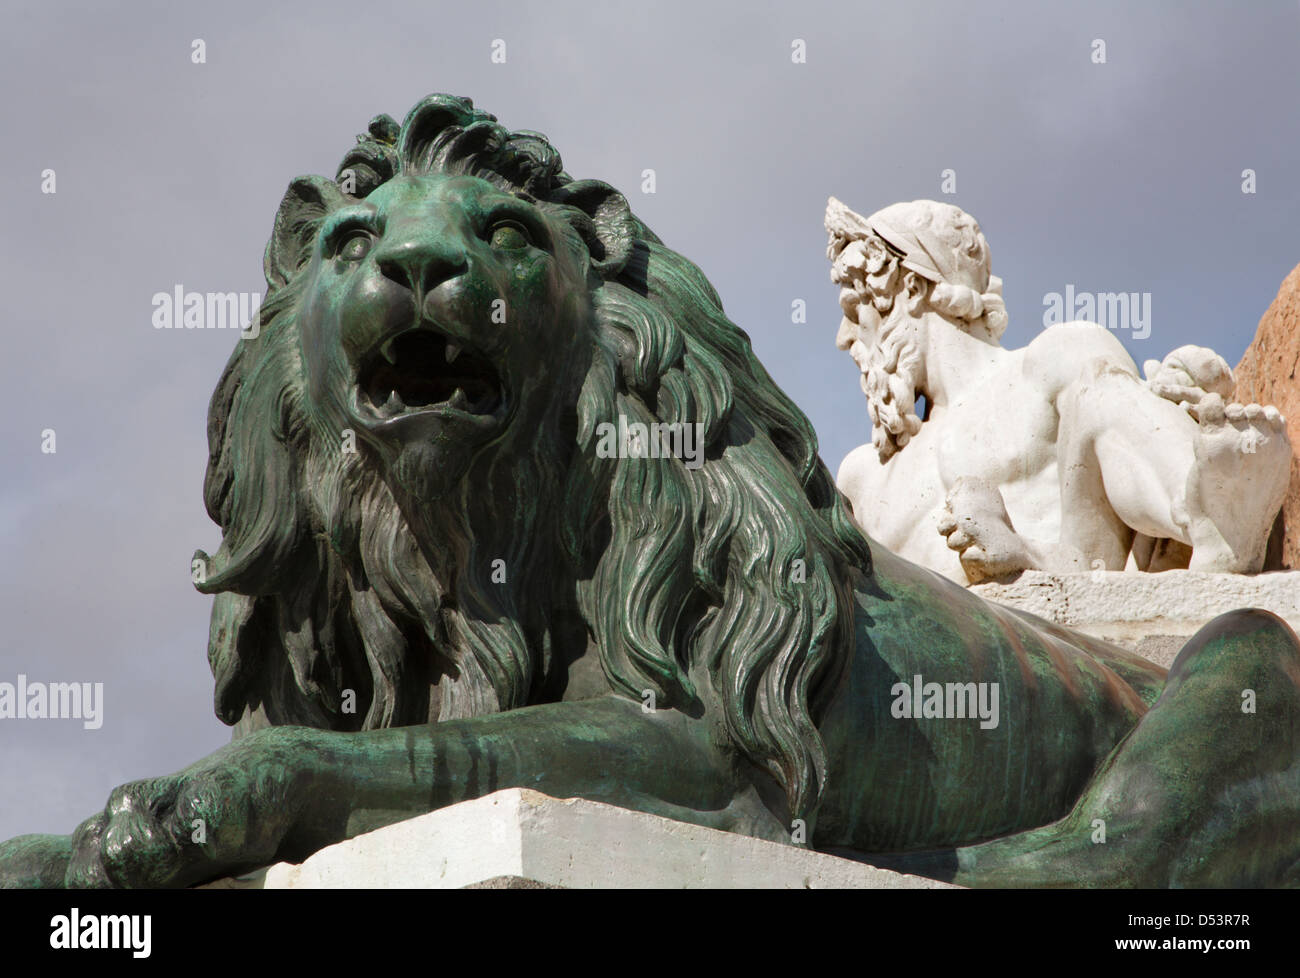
[
  {"left": 205, "top": 789, "right": 956, "bottom": 889},
  {"left": 972, "top": 569, "right": 1300, "bottom": 668}
]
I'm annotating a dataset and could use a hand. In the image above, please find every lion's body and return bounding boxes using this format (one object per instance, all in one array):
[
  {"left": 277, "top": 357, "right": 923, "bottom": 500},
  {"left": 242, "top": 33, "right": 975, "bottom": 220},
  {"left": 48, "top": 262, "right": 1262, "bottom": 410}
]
[
  {"left": 4, "top": 95, "right": 1300, "bottom": 890},
  {"left": 817, "top": 543, "right": 1163, "bottom": 853}
]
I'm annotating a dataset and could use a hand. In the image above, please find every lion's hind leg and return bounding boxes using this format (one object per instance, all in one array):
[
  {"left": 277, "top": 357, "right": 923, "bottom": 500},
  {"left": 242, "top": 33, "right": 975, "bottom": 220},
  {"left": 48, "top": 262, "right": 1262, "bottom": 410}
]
[{"left": 948, "top": 609, "right": 1300, "bottom": 887}]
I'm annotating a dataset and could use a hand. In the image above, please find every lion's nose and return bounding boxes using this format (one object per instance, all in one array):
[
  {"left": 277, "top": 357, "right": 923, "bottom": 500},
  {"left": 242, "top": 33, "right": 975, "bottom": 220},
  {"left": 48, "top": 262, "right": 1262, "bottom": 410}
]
[{"left": 374, "top": 235, "right": 469, "bottom": 295}]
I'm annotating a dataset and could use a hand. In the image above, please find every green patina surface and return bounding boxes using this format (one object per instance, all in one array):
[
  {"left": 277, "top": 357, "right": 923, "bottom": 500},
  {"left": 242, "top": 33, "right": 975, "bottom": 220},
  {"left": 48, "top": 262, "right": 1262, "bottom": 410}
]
[{"left": 3, "top": 95, "right": 1299, "bottom": 889}]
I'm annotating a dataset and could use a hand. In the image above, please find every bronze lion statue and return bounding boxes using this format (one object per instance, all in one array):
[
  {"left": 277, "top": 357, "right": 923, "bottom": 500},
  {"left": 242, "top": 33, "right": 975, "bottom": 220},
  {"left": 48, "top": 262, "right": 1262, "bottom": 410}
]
[{"left": 4, "top": 95, "right": 1299, "bottom": 888}]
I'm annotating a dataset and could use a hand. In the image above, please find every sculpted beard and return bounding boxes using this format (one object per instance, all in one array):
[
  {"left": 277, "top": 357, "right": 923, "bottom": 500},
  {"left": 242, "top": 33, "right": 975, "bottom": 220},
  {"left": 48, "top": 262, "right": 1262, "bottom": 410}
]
[
  {"left": 302, "top": 402, "right": 575, "bottom": 729},
  {"left": 830, "top": 233, "right": 925, "bottom": 463},
  {"left": 859, "top": 302, "right": 925, "bottom": 463},
  {"left": 200, "top": 314, "right": 573, "bottom": 734}
]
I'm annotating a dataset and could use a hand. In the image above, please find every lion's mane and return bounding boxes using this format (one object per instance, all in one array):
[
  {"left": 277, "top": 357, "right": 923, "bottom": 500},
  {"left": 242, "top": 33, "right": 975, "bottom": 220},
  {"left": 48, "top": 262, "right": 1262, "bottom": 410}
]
[{"left": 194, "top": 95, "right": 872, "bottom": 819}]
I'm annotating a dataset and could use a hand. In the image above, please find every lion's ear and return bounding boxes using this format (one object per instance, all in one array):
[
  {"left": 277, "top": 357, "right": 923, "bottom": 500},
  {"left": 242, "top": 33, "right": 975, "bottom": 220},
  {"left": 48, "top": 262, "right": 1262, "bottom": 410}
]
[
  {"left": 264, "top": 175, "right": 350, "bottom": 290},
  {"left": 550, "top": 179, "right": 638, "bottom": 278}
]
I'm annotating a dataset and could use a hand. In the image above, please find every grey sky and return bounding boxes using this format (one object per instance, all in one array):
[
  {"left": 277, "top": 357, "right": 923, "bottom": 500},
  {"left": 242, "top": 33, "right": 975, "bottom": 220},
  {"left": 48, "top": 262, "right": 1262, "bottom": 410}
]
[{"left": 2, "top": 0, "right": 1297, "bottom": 840}]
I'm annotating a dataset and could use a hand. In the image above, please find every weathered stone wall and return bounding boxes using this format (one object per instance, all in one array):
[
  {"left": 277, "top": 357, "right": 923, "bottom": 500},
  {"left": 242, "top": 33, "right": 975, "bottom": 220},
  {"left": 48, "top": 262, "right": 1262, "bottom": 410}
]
[{"left": 1235, "top": 263, "right": 1300, "bottom": 568}]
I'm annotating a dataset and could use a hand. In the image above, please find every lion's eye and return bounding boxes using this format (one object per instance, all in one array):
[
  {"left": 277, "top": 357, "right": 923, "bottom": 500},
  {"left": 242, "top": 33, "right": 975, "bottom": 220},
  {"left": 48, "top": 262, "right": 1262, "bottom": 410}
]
[
  {"left": 336, "top": 230, "right": 374, "bottom": 262},
  {"left": 489, "top": 222, "right": 531, "bottom": 251}
]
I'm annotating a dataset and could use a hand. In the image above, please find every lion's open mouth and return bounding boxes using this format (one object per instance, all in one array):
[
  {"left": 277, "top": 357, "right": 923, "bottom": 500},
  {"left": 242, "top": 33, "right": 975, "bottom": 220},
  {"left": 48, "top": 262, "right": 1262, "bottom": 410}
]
[{"left": 357, "top": 329, "right": 504, "bottom": 420}]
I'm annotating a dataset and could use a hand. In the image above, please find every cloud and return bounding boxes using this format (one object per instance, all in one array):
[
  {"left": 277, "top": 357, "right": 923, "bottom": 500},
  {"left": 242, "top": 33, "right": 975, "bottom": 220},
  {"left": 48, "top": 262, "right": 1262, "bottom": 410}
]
[{"left": 1, "top": 0, "right": 1297, "bottom": 840}]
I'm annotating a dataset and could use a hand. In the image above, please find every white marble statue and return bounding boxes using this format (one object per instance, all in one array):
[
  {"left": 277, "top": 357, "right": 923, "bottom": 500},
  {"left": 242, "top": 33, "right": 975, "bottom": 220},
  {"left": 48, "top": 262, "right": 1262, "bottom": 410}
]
[{"left": 825, "top": 197, "right": 1292, "bottom": 584}]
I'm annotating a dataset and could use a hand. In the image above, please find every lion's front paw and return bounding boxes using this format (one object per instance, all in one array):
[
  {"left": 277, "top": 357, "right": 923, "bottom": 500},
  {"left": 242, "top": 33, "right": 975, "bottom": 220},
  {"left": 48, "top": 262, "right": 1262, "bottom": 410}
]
[
  {"left": 938, "top": 477, "right": 1034, "bottom": 584},
  {"left": 64, "top": 773, "right": 252, "bottom": 889},
  {"left": 64, "top": 730, "right": 311, "bottom": 889}
]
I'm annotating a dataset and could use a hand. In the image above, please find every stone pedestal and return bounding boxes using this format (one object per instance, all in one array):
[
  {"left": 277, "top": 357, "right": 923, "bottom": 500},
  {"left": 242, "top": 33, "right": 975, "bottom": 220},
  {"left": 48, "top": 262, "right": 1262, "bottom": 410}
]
[
  {"left": 972, "top": 569, "right": 1300, "bottom": 668},
  {"left": 206, "top": 788, "right": 956, "bottom": 889}
]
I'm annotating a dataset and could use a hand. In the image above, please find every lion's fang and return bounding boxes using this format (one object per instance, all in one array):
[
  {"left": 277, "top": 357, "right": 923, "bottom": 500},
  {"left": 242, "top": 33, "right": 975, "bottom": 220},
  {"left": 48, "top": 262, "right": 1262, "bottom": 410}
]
[
  {"left": 383, "top": 390, "right": 404, "bottom": 414},
  {"left": 449, "top": 388, "right": 469, "bottom": 410},
  {"left": 445, "top": 342, "right": 462, "bottom": 364}
]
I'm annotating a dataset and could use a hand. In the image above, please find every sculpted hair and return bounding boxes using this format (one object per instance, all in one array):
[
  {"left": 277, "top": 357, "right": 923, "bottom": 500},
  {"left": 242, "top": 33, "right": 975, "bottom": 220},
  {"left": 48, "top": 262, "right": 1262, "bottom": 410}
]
[
  {"left": 196, "top": 94, "right": 872, "bottom": 819},
  {"left": 828, "top": 233, "right": 924, "bottom": 460},
  {"left": 828, "top": 199, "right": 1009, "bottom": 460}
]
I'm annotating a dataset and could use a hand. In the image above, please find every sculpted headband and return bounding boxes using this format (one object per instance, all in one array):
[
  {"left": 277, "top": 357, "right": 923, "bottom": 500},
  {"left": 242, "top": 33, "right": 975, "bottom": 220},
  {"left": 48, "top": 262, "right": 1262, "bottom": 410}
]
[{"left": 864, "top": 213, "right": 990, "bottom": 295}]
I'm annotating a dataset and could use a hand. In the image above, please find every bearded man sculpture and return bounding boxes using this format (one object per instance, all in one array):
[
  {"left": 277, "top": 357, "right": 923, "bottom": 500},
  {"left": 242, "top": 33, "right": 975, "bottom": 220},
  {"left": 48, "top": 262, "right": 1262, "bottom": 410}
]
[
  {"left": 827, "top": 197, "right": 1291, "bottom": 585},
  {"left": 3, "top": 96, "right": 1300, "bottom": 889}
]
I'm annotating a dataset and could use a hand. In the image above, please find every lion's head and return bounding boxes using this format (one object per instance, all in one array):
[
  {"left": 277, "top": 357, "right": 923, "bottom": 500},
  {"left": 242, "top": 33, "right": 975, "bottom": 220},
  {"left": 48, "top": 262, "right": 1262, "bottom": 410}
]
[{"left": 195, "top": 95, "right": 871, "bottom": 819}]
